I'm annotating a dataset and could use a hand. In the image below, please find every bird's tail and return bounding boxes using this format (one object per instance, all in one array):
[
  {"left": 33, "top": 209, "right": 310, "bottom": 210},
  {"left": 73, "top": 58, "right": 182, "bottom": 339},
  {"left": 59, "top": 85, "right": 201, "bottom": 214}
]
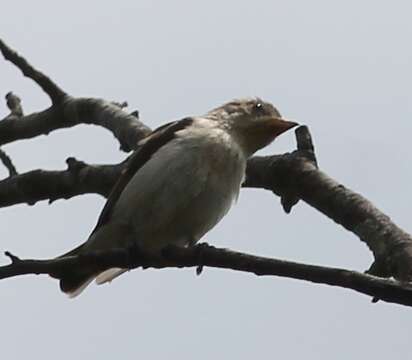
[
  {"left": 57, "top": 243, "right": 99, "bottom": 298},
  {"left": 56, "top": 223, "right": 132, "bottom": 297}
]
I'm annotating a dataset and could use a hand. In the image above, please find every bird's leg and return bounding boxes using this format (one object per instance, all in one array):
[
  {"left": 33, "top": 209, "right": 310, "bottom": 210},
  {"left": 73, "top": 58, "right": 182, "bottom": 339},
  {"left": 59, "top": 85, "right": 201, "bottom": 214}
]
[
  {"left": 193, "top": 242, "right": 214, "bottom": 275},
  {"left": 187, "top": 237, "right": 205, "bottom": 275}
]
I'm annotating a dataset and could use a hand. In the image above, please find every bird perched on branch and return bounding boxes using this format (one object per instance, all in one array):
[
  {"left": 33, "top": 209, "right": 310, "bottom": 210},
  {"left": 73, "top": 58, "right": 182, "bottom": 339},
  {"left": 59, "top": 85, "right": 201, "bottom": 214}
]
[{"left": 58, "top": 98, "right": 298, "bottom": 297}]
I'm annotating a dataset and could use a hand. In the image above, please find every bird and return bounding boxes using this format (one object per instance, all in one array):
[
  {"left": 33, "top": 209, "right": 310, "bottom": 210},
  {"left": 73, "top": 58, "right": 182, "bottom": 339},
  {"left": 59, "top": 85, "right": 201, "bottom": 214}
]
[{"left": 58, "top": 98, "right": 298, "bottom": 297}]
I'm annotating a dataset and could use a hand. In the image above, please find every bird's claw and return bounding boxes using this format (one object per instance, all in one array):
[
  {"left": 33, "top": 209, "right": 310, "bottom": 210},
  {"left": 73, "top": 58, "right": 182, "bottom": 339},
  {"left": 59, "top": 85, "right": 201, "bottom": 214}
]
[
  {"left": 194, "top": 242, "right": 213, "bottom": 276},
  {"left": 196, "top": 265, "right": 203, "bottom": 275}
]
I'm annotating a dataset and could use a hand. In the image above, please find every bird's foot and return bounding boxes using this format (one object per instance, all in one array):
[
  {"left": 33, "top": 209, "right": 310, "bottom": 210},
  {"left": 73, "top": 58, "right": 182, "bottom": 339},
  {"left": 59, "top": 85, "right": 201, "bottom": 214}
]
[{"left": 194, "top": 242, "right": 214, "bottom": 276}]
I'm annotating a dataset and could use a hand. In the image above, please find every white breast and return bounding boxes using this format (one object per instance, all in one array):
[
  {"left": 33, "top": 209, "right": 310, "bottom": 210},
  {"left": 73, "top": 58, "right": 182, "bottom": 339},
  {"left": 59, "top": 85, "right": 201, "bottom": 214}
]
[{"left": 110, "top": 122, "right": 246, "bottom": 251}]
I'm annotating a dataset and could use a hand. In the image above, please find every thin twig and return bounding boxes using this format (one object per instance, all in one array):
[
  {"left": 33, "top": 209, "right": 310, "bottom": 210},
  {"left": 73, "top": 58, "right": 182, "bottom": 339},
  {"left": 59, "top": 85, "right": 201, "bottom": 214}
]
[
  {"left": 0, "top": 39, "right": 151, "bottom": 150},
  {"left": 0, "top": 148, "right": 17, "bottom": 177},
  {"left": 0, "top": 38, "right": 66, "bottom": 104}
]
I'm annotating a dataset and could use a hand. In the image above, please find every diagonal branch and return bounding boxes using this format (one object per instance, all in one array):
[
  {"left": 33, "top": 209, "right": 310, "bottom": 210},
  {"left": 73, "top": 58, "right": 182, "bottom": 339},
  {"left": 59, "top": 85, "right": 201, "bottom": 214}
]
[
  {"left": 1, "top": 245, "right": 412, "bottom": 307},
  {"left": 0, "top": 39, "right": 152, "bottom": 150},
  {"left": 0, "top": 148, "right": 17, "bottom": 177},
  {"left": 0, "top": 38, "right": 66, "bottom": 104},
  {"left": 244, "top": 127, "right": 412, "bottom": 282}
]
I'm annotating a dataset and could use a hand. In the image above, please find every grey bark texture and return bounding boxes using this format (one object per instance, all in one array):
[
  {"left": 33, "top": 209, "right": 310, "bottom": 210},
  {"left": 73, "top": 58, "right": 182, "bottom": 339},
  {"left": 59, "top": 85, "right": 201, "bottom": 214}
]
[{"left": 1, "top": 37, "right": 412, "bottom": 307}]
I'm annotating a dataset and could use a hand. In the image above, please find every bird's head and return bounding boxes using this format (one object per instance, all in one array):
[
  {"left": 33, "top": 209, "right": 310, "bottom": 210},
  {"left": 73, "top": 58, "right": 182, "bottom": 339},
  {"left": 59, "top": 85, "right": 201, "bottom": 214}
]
[{"left": 207, "top": 98, "right": 298, "bottom": 156}]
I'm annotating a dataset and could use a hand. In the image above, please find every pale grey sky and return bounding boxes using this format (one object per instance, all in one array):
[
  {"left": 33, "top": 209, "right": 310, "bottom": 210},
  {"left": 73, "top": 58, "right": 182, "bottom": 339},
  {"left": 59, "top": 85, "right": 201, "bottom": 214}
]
[{"left": 1, "top": 1, "right": 412, "bottom": 359}]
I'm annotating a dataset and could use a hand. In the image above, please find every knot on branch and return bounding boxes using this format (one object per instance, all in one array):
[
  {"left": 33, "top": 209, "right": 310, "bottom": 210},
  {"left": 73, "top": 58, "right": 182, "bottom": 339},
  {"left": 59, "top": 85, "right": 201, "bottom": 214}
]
[
  {"left": 47, "top": 157, "right": 88, "bottom": 205},
  {"left": 5, "top": 251, "right": 21, "bottom": 264},
  {"left": 5, "top": 91, "right": 23, "bottom": 117},
  {"left": 66, "top": 157, "right": 87, "bottom": 173}
]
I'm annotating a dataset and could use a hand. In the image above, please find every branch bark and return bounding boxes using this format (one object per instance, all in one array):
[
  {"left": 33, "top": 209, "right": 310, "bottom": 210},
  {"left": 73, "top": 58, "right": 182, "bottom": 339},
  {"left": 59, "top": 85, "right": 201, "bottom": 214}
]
[
  {"left": 0, "top": 39, "right": 66, "bottom": 104},
  {"left": 1, "top": 245, "right": 412, "bottom": 307},
  {"left": 1, "top": 38, "right": 151, "bottom": 151},
  {"left": 244, "top": 131, "right": 412, "bottom": 281},
  {"left": 0, "top": 148, "right": 17, "bottom": 177},
  {"left": 5, "top": 92, "right": 24, "bottom": 117},
  {"left": 0, "top": 95, "right": 151, "bottom": 151},
  {"left": 0, "top": 157, "right": 122, "bottom": 207}
]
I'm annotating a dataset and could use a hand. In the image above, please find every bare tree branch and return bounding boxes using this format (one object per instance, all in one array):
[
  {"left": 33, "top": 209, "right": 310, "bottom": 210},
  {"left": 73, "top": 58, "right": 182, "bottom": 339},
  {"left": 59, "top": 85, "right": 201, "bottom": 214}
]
[
  {"left": 1, "top": 126, "right": 412, "bottom": 284},
  {"left": 245, "top": 134, "right": 412, "bottom": 282},
  {"left": 0, "top": 157, "right": 122, "bottom": 207},
  {"left": 2, "top": 38, "right": 412, "bottom": 304},
  {"left": 1, "top": 245, "right": 412, "bottom": 307},
  {"left": 0, "top": 98, "right": 151, "bottom": 150},
  {"left": 0, "top": 38, "right": 151, "bottom": 150},
  {"left": 0, "top": 92, "right": 21, "bottom": 177},
  {"left": 0, "top": 39, "right": 66, "bottom": 104},
  {"left": 0, "top": 96, "right": 152, "bottom": 151},
  {"left": 0, "top": 148, "right": 17, "bottom": 177}
]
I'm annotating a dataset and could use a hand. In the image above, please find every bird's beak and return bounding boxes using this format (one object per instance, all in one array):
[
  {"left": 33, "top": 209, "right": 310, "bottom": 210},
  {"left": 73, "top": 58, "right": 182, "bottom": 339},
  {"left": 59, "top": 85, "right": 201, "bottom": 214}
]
[{"left": 268, "top": 117, "right": 299, "bottom": 136}]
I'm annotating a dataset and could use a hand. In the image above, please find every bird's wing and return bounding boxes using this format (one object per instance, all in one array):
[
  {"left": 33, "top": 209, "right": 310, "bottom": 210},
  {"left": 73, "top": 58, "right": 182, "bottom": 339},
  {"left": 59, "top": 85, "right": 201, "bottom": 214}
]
[{"left": 90, "top": 117, "right": 194, "bottom": 236}]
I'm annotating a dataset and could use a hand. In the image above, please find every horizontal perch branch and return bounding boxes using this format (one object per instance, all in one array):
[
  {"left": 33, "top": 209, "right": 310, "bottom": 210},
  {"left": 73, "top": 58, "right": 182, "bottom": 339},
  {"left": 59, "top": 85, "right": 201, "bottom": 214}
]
[
  {"left": 0, "top": 158, "right": 123, "bottom": 207},
  {"left": 2, "top": 245, "right": 412, "bottom": 307}
]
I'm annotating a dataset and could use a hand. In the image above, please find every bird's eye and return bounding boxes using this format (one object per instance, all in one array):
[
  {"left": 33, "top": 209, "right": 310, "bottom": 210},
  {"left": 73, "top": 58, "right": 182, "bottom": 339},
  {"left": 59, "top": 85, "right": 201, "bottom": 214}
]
[{"left": 254, "top": 102, "right": 264, "bottom": 114}]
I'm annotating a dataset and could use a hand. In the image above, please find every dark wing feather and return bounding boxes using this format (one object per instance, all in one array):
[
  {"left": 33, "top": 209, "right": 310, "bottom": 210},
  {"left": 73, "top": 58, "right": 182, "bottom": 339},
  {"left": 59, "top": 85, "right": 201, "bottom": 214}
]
[{"left": 90, "top": 117, "right": 194, "bottom": 235}]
